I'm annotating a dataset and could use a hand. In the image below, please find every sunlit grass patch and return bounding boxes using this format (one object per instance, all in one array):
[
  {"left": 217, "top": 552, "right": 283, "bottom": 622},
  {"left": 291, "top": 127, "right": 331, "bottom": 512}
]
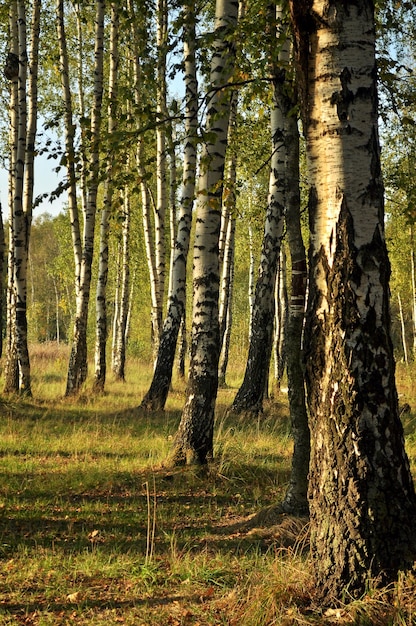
[{"left": 0, "top": 351, "right": 415, "bottom": 624}]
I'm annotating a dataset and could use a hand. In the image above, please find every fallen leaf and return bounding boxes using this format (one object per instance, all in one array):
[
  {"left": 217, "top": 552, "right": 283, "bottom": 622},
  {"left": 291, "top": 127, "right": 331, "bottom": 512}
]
[{"left": 67, "top": 591, "right": 81, "bottom": 603}]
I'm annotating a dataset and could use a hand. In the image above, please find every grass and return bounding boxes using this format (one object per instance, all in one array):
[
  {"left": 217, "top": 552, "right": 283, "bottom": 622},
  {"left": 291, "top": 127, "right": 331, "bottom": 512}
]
[{"left": 0, "top": 344, "right": 414, "bottom": 624}]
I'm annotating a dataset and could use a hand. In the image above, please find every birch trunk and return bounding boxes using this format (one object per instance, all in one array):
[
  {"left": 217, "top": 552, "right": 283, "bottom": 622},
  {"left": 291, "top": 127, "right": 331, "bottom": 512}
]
[
  {"left": 128, "top": 2, "right": 159, "bottom": 356},
  {"left": 218, "top": 220, "right": 235, "bottom": 388},
  {"left": 218, "top": 90, "right": 238, "bottom": 388},
  {"left": 66, "top": 0, "right": 105, "bottom": 395},
  {"left": 112, "top": 192, "right": 130, "bottom": 381},
  {"left": 0, "top": 204, "right": 5, "bottom": 358},
  {"left": 168, "top": 0, "right": 238, "bottom": 465},
  {"left": 398, "top": 292, "right": 408, "bottom": 364},
  {"left": 56, "top": 0, "right": 82, "bottom": 306},
  {"left": 273, "top": 248, "right": 288, "bottom": 392},
  {"left": 410, "top": 225, "right": 416, "bottom": 355},
  {"left": 141, "top": 0, "right": 198, "bottom": 410},
  {"left": 4, "top": 1, "right": 20, "bottom": 394},
  {"left": 7, "top": 0, "right": 40, "bottom": 396},
  {"left": 229, "top": 21, "right": 287, "bottom": 416},
  {"left": 13, "top": 0, "right": 30, "bottom": 394},
  {"left": 279, "top": 108, "right": 309, "bottom": 516},
  {"left": 153, "top": 0, "right": 168, "bottom": 357},
  {"left": 291, "top": 0, "right": 416, "bottom": 599},
  {"left": 94, "top": 2, "right": 119, "bottom": 392}
]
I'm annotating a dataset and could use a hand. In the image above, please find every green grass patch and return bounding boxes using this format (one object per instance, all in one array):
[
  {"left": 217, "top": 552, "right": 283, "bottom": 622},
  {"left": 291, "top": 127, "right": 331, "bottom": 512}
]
[{"left": 0, "top": 353, "right": 414, "bottom": 624}]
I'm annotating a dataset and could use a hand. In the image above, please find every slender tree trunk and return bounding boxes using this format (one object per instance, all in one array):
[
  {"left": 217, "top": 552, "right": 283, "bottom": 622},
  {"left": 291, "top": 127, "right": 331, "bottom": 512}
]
[
  {"left": 12, "top": 0, "right": 29, "bottom": 394},
  {"left": 273, "top": 248, "right": 288, "bottom": 392},
  {"left": 7, "top": 0, "right": 40, "bottom": 396},
  {"left": 248, "top": 222, "right": 255, "bottom": 341},
  {"left": 398, "top": 292, "right": 408, "bottom": 364},
  {"left": 112, "top": 192, "right": 130, "bottom": 381},
  {"left": 279, "top": 106, "right": 309, "bottom": 516},
  {"left": 291, "top": 0, "right": 416, "bottom": 600},
  {"left": 168, "top": 0, "right": 239, "bottom": 465},
  {"left": 218, "top": 90, "right": 238, "bottom": 388},
  {"left": 94, "top": 2, "right": 119, "bottom": 392},
  {"left": 410, "top": 225, "right": 416, "bottom": 356},
  {"left": 74, "top": 1, "right": 88, "bottom": 216},
  {"left": 152, "top": 0, "right": 169, "bottom": 358},
  {"left": 229, "top": 12, "right": 287, "bottom": 416},
  {"left": 141, "top": 0, "right": 198, "bottom": 410},
  {"left": 56, "top": 0, "right": 82, "bottom": 303},
  {"left": 0, "top": 204, "right": 5, "bottom": 358},
  {"left": 66, "top": 0, "right": 105, "bottom": 395},
  {"left": 4, "top": 1, "right": 20, "bottom": 394},
  {"left": 176, "top": 314, "right": 187, "bottom": 379},
  {"left": 218, "top": 233, "right": 235, "bottom": 388}
]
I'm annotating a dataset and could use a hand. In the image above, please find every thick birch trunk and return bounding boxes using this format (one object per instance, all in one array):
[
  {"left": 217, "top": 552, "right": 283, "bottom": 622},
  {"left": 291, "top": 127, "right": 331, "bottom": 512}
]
[
  {"left": 168, "top": 0, "right": 238, "bottom": 465},
  {"left": 292, "top": 0, "right": 416, "bottom": 599},
  {"left": 141, "top": 0, "right": 198, "bottom": 410}
]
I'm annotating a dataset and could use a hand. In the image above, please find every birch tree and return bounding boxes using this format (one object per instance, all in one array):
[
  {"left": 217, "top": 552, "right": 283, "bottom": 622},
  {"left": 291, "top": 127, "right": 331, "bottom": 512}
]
[
  {"left": 4, "top": 0, "right": 41, "bottom": 395},
  {"left": 218, "top": 90, "right": 238, "bottom": 388},
  {"left": 65, "top": 0, "right": 105, "bottom": 395},
  {"left": 291, "top": 0, "right": 416, "bottom": 600},
  {"left": 94, "top": 1, "right": 119, "bottom": 391},
  {"left": 168, "top": 0, "right": 239, "bottom": 465},
  {"left": 279, "top": 104, "right": 309, "bottom": 516},
  {"left": 141, "top": 0, "right": 198, "bottom": 410},
  {"left": 112, "top": 189, "right": 131, "bottom": 381},
  {"left": 229, "top": 5, "right": 288, "bottom": 416},
  {"left": 4, "top": 1, "right": 20, "bottom": 394},
  {"left": 152, "top": 0, "right": 168, "bottom": 356}
]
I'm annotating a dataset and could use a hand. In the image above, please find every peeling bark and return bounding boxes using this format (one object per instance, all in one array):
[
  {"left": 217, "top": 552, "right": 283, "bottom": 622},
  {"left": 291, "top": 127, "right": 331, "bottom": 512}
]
[{"left": 291, "top": 0, "right": 416, "bottom": 600}]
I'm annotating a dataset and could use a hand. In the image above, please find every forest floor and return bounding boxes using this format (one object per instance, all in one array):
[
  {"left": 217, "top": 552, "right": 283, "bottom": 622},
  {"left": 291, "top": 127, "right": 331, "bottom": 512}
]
[{"left": 0, "top": 344, "right": 415, "bottom": 625}]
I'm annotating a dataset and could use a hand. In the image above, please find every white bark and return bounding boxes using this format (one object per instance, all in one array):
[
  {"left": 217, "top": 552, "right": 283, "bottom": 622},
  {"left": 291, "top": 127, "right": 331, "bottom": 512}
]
[
  {"left": 66, "top": 0, "right": 105, "bottom": 395},
  {"left": 94, "top": 2, "right": 119, "bottom": 391},
  {"left": 169, "top": 0, "right": 239, "bottom": 465},
  {"left": 140, "top": 0, "right": 198, "bottom": 410},
  {"left": 293, "top": 0, "right": 416, "bottom": 598},
  {"left": 154, "top": 0, "right": 168, "bottom": 354}
]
